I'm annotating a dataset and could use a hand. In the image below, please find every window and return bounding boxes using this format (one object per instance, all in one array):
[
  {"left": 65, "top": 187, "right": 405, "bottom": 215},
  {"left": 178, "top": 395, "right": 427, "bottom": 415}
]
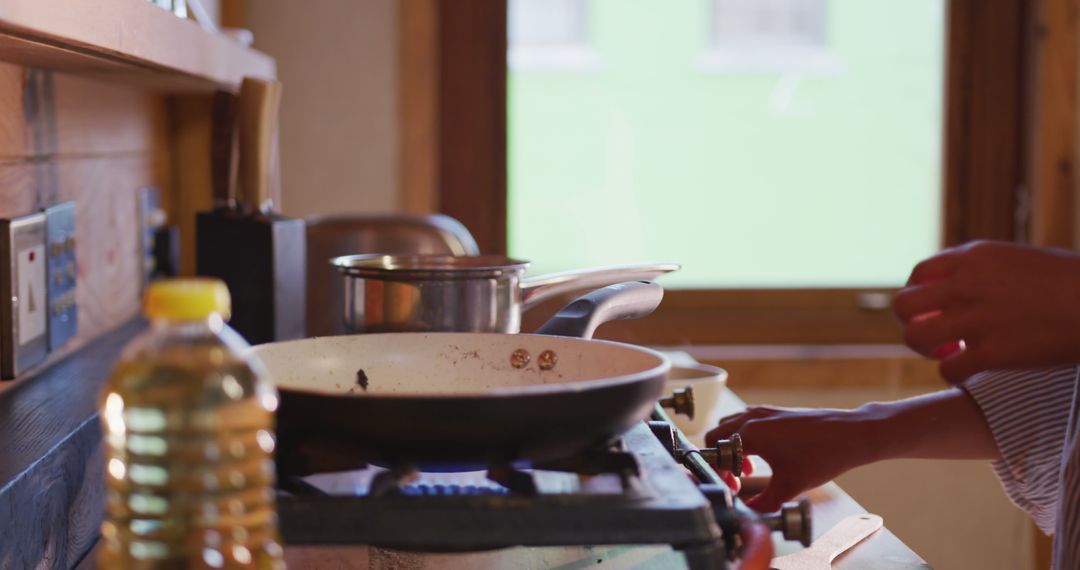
[
  {"left": 508, "top": 0, "right": 944, "bottom": 288},
  {"left": 712, "top": 0, "right": 826, "bottom": 49},
  {"left": 507, "top": 0, "right": 600, "bottom": 71},
  {"left": 415, "top": 0, "right": 1035, "bottom": 345},
  {"left": 701, "top": 0, "right": 842, "bottom": 73},
  {"left": 508, "top": 0, "right": 585, "bottom": 46}
]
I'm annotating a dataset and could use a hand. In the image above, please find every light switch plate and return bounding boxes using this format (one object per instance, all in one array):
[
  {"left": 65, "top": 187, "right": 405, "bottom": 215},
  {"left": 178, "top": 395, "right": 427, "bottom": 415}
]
[
  {"left": 45, "top": 202, "right": 77, "bottom": 351},
  {"left": 0, "top": 212, "right": 48, "bottom": 378}
]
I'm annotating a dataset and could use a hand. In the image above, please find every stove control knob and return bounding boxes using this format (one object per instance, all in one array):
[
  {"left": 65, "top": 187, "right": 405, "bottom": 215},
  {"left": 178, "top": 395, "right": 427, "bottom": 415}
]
[
  {"left": 763, "top": 497, "right": 812, "bottom": 547},
  {"left": 702, "top": 433, "right": 743, "bottom": 474},
  {"left": 646, "top": 421, "right": 677, "bottom": 457},
  {"left": 659, "top": 386, "right": 695, "bottom": 419}
]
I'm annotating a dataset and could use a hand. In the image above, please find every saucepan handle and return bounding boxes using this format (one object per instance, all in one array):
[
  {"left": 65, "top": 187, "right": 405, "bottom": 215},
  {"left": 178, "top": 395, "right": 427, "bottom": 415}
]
[
  {"left": 520, "top": 262, "right": 680, "bottom": 311},
  {"left": 535, "top": 281, "right": 663, "bottom": 340}
]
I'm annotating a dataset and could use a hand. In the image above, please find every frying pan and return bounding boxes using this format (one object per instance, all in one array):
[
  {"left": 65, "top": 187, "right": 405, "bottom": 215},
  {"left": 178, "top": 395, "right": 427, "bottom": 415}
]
[{"left": 252, "top": 281, "right": 671, "bottom": 474}]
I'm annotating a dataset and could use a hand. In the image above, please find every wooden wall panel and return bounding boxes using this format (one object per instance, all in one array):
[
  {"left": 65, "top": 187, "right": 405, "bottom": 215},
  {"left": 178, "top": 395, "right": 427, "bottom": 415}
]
[
  {"left": 0, "top": 162, "right": 38, "bottom": 215},
  {"left": 52, "top": 74, "right": 166, "bottom": 157},
  {"left": 0, "top": 70, "right": 167, "bottom": 160},
  {"left": 2, "top": 70, "right": 167, "bottom": 160},
  {"left": 60, "top": 157, "right": 160, "bottom": 333},
  {"left": 0, "top": 156, "right": 162, "bottom": 366},
  {"left": 0, "top": 67, "right": 169, "bottom": 382},
  {"left": 0, "top": 62, "right": 25, "bottom": 157}
]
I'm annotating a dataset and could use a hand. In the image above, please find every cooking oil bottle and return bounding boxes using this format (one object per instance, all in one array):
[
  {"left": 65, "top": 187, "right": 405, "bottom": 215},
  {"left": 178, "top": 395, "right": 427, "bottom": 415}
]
[{"left": 98, "top": 279, "right": 286, "bottom": 569}]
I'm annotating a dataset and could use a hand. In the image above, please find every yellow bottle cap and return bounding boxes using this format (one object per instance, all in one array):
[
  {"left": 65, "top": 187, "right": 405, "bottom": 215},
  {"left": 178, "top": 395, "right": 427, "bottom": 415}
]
[{"left": 143, "top": 279, "right": 231, "bottom": 321}]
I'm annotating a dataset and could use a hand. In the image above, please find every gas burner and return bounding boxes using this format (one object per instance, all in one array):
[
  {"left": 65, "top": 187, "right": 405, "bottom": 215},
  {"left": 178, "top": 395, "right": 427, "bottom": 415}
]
[
  {"left": 485, "top": 464, "right": 540, "bottom": 495},
  {"left": 282, "top": 439, "right": 647, "bottom": 498},
  {"left": 533, "top": 444, "right": 640, "bottom": 478},
  {"left": 369, "top": 465, "right": 420, "bottom": 497},
  {"left": 275, "top": 395, "right": 810, "bottom": 569}
]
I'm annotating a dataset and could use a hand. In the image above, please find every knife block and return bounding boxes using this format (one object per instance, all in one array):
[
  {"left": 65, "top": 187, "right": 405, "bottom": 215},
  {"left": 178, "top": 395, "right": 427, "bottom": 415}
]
[{"left": 196, "top": 211, "right": 306, "bottom": 344}]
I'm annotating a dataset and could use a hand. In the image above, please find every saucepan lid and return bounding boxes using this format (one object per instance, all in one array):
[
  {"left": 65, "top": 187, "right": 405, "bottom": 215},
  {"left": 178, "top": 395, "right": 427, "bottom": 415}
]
[{"left": 331, "top": 253, "right": 531, "bottom": 280}]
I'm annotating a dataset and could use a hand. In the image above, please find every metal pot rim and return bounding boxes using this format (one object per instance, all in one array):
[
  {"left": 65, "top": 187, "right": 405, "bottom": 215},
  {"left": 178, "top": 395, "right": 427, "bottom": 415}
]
[{"left": 331, "top": 253, "right": 531, "bottom": 279}]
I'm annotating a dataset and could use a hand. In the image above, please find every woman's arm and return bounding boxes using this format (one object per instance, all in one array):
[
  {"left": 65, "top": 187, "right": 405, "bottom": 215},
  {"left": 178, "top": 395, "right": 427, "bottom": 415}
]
[
  {"left": 705, "top": 387, "right": 997, "bottom": 512},
  {"left": 869, "top": 387, "right": 1000, "bottom": 461}
]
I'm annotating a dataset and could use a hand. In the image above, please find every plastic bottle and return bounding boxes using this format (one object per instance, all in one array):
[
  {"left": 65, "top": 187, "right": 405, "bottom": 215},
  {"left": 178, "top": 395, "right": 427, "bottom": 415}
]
[{"left": 98, "top": 279, "right": 285, "bottom": 569}]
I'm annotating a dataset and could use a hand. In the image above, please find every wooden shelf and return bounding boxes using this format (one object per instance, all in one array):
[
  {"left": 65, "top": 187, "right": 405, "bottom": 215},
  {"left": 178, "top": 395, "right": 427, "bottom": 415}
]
[{"left": 0, "top": 0, "right": 275, "bottom": 91}]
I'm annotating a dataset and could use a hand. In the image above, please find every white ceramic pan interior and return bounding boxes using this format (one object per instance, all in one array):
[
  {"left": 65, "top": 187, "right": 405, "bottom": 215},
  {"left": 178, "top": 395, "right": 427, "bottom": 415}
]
[{"left": 252, "top": 332, "right": 670, "bottom": 397}]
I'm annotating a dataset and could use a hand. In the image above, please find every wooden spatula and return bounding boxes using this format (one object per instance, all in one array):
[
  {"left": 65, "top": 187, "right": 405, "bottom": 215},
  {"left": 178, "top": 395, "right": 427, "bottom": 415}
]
[{"left": 771, "top": 514, "right": 883, "bottom": 570}]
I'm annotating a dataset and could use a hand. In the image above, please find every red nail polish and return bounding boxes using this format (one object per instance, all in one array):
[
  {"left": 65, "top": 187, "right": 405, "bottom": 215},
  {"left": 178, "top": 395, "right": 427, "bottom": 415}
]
[{"left": 933, "top": 340, "right": 965, "bottom": 359}]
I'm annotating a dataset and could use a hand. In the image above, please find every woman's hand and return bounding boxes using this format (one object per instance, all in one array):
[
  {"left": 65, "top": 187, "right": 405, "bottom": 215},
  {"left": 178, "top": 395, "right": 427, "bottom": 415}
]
[
  {"left": 893, "top": 240, "right": 1080, "bottom": 383},
  {"left": 703, "top": 390, "right": 998, "bottom": 513},
  {"left": 705, "top": 405, "right": 881, "bottom": 512}
]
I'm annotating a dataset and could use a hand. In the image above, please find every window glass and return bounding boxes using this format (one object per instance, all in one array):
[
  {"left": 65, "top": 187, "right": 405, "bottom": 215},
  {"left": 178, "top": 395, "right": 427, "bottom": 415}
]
[
  {"left": 713, "top": 0, "right": 827, "bottom": 49},
  {"left": 508, "top": 0, "right": 946, "bottom": 288},
  {"left": 508, "top": 0, "right": 586, "bottom": 46},
  {"left": 508, "top": 0, "right": 599, "bottom": 71}
]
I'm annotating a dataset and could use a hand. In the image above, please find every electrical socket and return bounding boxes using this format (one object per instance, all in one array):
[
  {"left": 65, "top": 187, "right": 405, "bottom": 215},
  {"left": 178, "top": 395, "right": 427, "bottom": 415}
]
[
  {"left": 0, "top": 212, "right": 48, "bottom": 379},
  {"left": 45, "top": 202, "right": 77, "bottom": 351}
]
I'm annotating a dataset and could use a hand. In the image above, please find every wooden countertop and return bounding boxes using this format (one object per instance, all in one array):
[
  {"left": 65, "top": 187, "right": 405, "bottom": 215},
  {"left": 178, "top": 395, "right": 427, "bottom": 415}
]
[{"left": 0, "top": 320, "right": 145, "bottom": 569}]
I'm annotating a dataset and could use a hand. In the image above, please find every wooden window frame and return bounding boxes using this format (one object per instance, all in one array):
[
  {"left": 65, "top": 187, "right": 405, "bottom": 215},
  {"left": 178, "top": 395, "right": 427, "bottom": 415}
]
[{"left": 399, "top": 0, "right": 1077, "bottom": 346}]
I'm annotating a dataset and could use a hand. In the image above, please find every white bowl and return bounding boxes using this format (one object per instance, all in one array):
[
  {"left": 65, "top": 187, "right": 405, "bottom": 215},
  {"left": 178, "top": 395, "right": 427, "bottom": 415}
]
[{"left": 662, "top": 362, "right": 728, "bottom": 437}]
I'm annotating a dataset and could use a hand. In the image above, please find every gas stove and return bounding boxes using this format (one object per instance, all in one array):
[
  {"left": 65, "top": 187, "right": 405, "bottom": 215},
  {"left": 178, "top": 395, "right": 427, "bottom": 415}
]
[{"left": 276, "top": 398, "right": 810, "bottom": 570}]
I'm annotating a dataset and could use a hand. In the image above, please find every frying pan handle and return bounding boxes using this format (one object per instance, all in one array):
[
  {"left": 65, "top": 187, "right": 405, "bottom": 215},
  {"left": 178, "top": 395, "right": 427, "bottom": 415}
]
[{"left": 534, "top": 281, "right": 663, "bottom": 339}]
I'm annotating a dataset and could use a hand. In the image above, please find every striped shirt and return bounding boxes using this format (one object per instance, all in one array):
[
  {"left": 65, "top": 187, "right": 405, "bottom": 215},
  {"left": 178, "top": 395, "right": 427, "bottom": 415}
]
[{"left": 963, "top": 366, "right": 1080, "bottom": 569}]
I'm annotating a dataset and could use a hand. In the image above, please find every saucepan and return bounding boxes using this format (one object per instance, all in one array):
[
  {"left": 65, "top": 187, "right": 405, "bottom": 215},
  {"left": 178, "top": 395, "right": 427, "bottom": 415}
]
[
  {"left": 330, "top": 253, "right": 680, "bottom": 333},
  {"left": 252, "top": 281, "right": 671, "bottom": 474}
]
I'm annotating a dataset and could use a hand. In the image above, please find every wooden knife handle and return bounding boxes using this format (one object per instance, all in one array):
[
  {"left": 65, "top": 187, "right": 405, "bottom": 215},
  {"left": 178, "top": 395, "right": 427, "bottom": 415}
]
[
  {"left": 809, "top": 514, "right": 883, "bottom": 563},
  {"left": 238, "top": 77, "right": 283, "bottom": 214},
  {"left": 770, "top": 514, "right": 883, "bottom": 570},
  {"left": 211, "top": 90, "right": 238, "bottom": 211}
]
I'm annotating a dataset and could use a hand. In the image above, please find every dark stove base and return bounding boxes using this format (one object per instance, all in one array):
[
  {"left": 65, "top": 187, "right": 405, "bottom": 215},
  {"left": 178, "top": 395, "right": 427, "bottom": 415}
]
[{"left": 278, "top": 423, "right": 732, "bottom": 569}]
